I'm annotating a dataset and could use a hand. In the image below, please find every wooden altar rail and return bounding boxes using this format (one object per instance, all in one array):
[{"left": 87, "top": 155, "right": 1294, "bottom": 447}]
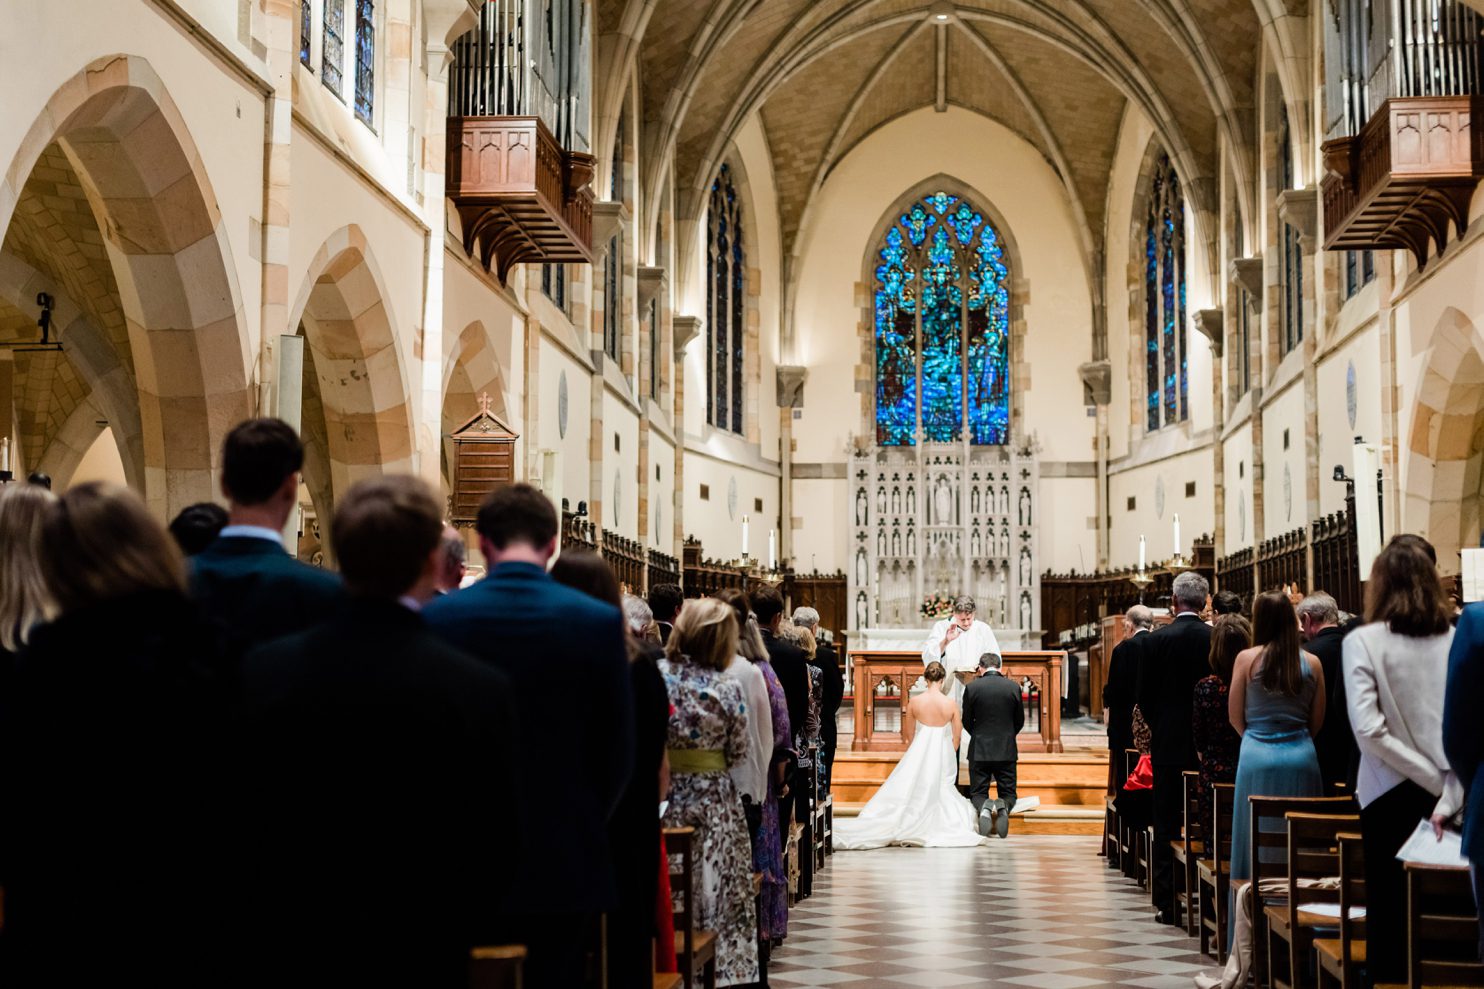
[{"left": 848, "top": 649, "right": 1065, "bottom": 754}]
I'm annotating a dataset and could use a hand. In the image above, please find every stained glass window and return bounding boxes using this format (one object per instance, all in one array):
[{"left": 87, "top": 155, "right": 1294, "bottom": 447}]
[
  {"left": 873, "top": 192, "right": 1010, "bottom": 446},
  {"left": 610, "top": 114, "right": 624, "bottom": 202},
  {"left": 1279, "top": 108, "right": 1304, "bottom": 355},
  {"left": 1344, "top": 249, "right": 1375, "bottom": 299},
  {"left": 300, "top": 0, "right": 313, "bottom": 69},
  {"left": 603, "top": 234, "right": 620, "bottom": 362},
  {"left": 706, "top": 163, "right": 745, "bottom": 434},
  {"left": 541, "top": 263, "right": 566, "bottom": 313},
  {"left": 353, "top": 0, "right": 374, "bottom": 125},
  {"left": 647, "top": 297, "right": 660, "bottom": 401},
  {"left": 322, "top": 0, "right": 344, "bottom": 98},
  {"left": 1144, "top": 152, "right": 1188, "bottom": 430}
]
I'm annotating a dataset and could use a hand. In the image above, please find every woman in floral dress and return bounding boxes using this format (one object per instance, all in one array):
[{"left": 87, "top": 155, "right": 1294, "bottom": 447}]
[
  {"left": 660, "top": 598, "right": 759, "bottom": 986},
  {"left": 1192, "top": 614, "right": 1248, "bottom": 839}
]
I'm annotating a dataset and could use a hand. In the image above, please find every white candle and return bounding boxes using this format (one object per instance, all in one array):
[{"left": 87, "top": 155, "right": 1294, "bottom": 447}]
[
  {"left": 741, "top": 515, "right": 750, "bottom": 558},
  {"left": 0, "top": 436, "right": 8, "bottom": 473},
  {"left": 768, "top": 529, "right": 776, "bottom": 569},
  {"left": 1173, "top": 514, "right": 1181, "bottom": 560},
  {"left": 1138, "top": 535, "right": 1146, "bottom": 570}
]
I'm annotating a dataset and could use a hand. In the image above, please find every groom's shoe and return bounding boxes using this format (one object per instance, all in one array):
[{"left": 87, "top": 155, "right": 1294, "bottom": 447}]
[
  {"left": 977, "top": 803, "right": 994, "bottom": 837},
  {"left": 995, "top": 799, "right": 1011, "bottom": 839}
]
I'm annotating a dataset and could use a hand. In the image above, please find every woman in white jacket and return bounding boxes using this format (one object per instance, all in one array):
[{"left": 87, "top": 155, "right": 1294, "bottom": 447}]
[{"left": 1343, "top": 535, "right": 1461, "bottom": 985}]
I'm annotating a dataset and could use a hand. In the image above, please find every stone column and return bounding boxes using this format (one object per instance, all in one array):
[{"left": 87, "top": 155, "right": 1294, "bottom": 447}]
[
  {"left": 1279, "top": 186, "right": 1320, "bottom": 587},
  {"left": 1231, "top": 256, "right": 1265, "bottom": 576},
  {"left": 777, "top": 365, "right": 807, "bottom": 567},
  {"left": 672, "top": 315, "right": 702, "bottom": 559},
  {"left": 259, "top": 0, "right": 297, "bottom": 415},
  {"left": 1194, "top": 309, "right": 1225, "bottom": 558},
  {"left": 1077, "top": 360, "right": 1111, "bottom": 568}
]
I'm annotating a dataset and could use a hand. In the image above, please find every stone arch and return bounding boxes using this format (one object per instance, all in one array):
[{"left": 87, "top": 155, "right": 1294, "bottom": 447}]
[
  {"left": 0, "top": 54, "right": 253, "bottom": 517},
  {"left": 440, "top": 318, "right": 512, "bottom": 488},
  {"left": 1401, "top": 307, "right": 1484, "bottom": 573},
  {"left": 35, "top": 394, "right": 109, "bottom": 489},
  {"left": 288, "top": 225, "right": 415, "bottom": 512},
  {"left": 857, "top": 175, "right": 1028, "bottom": 446}
]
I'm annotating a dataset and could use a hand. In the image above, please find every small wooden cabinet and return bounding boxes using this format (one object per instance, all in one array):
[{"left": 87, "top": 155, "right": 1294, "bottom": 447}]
[{"left": 449, "top": 395, "right": 518, "bottom": 524}]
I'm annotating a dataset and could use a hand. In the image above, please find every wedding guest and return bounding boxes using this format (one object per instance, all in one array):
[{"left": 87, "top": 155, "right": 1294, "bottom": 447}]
[
  {"left": 24, "top": 471, "right": 49, "bottom": 490},
  {"left": 1298, "top": 592, "right": 1357, "bottom": 791},
  {"left": 716, "top": 589, "right": 790, "bottom": 944},
  {"left": 780, "top": 621, "right": 824, "bottom": 799},
  {"left": 190, "top": 418, "right": 343, "bottom": 649},
  {"left": 1104, "top": 605, "right": 1152, "bottom": 792},
  {"left": 660, "top": 598, "right": 759, "bottom": 986},
  {"left": 1344, "top": 537, "right": 1461, "bottom": 984},
  {"left": 424, "top": 485, "right": 632, "bottom": 989},
  {"left": 434, "top": 524, "right": 466, "bottom": 595},
  {"left": 0, "top": 482, "right": 55, "bottom": 664},
  {"left": 1445, "top": 602, "right": 1484, "bottom": 958},
  {"left": 0, "top": 483, "right": 232, "bottom": 986},
  {"left": 755, "top": 586, "right": 809, "bottom": 819},
  {"left": 1211, "top": 590, "right": 1244, "bottom": 616},
  {"left": 236, "top": 475, "right": 511, "bottom": 988},
  {"left": 793, "top": 606, "right": 844, "bottom": 788},
  {"left": 648, "top": 582, "right": 683, "bottom": 645},
  {"left": 552, "top": 553, "right": 669, "bottom": 989},
  {"left": 167, "top": 501, "right": 228, "bottom": 557},
  {"left": 1192, "top": 615, "right": 1246, "bottom": 840},
  {"left": 623, "top": 593, "right": 662, "bottom": 645},
  {"left": 714, "top": 589, "right": 772, "bottom": 835},
  {"left": 1139, "top": 571, "right": 1213, "bottom": 923}
]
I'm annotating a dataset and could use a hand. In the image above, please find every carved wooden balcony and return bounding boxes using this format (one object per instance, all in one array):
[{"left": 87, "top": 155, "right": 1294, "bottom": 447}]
[
  {"left": 1322, "top": 96, "right": 1484, "bottom": 262},
  {"left": 447, "top": 115, "right": 595, "bottom": 281}
]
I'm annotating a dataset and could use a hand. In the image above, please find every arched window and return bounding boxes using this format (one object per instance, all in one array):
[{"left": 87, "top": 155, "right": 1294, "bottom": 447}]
[
  {"left": 706, "top": 163, "right": 745, "bottom": 434},
  {"left": 1145, "top": 151, "right": 1188, "bottom": 431},
  {"left": 873, "top": 192, "right": 1011, "bottom": 447},
  {"left": 353, "top": 0, "right": 375, "bottom": 125},
  {"left": 1279, "top": 107, "right": 1304, "bottom": 355}
]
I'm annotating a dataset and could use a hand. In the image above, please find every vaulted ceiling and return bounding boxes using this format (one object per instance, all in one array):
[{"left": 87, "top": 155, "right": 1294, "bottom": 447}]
[{"left": 599, "top": 0, "right": 1300, "bottom": 319}]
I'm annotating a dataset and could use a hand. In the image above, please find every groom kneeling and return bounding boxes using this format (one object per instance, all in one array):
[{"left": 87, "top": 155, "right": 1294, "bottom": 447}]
[{"left": 963, "top": 652, "right": 1024, "bottom": 838}]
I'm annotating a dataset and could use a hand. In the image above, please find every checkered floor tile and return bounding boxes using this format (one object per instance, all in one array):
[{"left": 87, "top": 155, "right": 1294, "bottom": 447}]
[{"left": 768, "top": 837, "right": 1214, "bottom": 988}]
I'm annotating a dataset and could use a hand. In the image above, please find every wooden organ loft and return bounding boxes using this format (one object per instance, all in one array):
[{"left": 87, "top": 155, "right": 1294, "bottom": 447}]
[
  {"left": 447, "top": 0, "right": 595, "bottom": 281},
  {"left": 1321, "top": 0, "right": 1484, "bottom": 262}
]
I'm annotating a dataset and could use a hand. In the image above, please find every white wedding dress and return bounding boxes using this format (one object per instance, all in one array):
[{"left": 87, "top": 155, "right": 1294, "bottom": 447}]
[{"left": 833, "top": 721, "right": 987, "bottom": 850}]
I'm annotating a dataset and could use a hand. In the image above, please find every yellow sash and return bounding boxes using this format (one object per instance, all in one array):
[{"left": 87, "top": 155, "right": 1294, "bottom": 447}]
[{"left": 667, "top": 748, "right": 727, "bottom": 773}]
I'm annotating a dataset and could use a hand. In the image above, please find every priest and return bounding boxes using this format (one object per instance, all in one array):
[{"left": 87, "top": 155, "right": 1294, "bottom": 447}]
[{"left": 922, "top": 595, "right": 1002, "bottom": 707}]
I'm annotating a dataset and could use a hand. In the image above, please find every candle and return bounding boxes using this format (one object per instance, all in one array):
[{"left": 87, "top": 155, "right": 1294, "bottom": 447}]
[
  {"left": 768, "top": 529, "right": 776, "bottom": 569},
  {"left": 1138, "top": 535, "right": 1146, "bottom": 571},
  {"left": 741, "top": 515, "right": 749, "bottom": 558},
  {"left": 1173, "top": 514, "right": 1181, "bottom": 560},
  {"left": 0, "top": 436, "right": 8, "bottom": 473}
]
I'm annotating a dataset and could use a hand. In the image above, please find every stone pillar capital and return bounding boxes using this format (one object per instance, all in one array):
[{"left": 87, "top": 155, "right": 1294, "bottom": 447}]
[
  {"left": 1077, "top": 360, "right": 1111, "bottom": 406},
  {"left": 637, "top": 265, "right": 666, "bottom": 309},
  {"left": 777, "top": 365, "right": 808, "bottom": 408},
  {"left": 672, "top": 315, "right": 702, "bottom": 358},
  {"left": 1276, "top": 187, "right": 1319, "bottom": 253},
  {"left": 1193, "top": 308, "right": 1224, "bottom": 358},
  {"left": 1229, "top": 256, "right": 1264, "bottom": 306}
]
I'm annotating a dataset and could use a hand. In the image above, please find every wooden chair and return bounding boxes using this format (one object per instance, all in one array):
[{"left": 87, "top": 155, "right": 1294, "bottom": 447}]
[
  {"left": 811, "top": 750, "right": 830, "bottom": 873},
  {"left": 1265, "top": 812, "right": 1360, "bottom": 989},
  {"left": 1172, "top": 770, "right": 1206, "bottom": 936},
  {"left": 1247, "top": 796, "right": 1355, "bottom": 989},
  {"left": 1199, "top": 783, "right": 1236, "bottom": 961},
  {"left": 1403, "top": 862, "right": 1484, "bottom": 988},
  {"left": 1314, "top": 832, "right": 1366, "bottom": 989},
  {"left": 664, "top": 826, "right": 718, "bottom": 989},
  {"left": 653, "top": 975, "right": 683, "bottom": 989},
  {"left": 469, "top": 945, "right": 526, "bottom": 989},
  {"left": 1118, "top": 749, "right": 1143, "bottom": 880}
]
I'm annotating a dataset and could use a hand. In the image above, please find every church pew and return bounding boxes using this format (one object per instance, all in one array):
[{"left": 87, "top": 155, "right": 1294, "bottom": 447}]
[
  {"left": 1198, "top": 783, "right": 1236, "bottom": 962},
  {"left": 1314, "top": 832, "right": 1366, "bottom": 989},
  {"left": 469, "top": 945, "right": 526, "bottom": 989},
  {"left": 663, "top": 827, "right": 718, "bottom": 989},
  {"left": 1403, "top": 862, "right": 1484, "bottom": 988},
  {"left": 1264, "top": 811, "right": 1359, "bottom": 989},
  {"left": 1173, "top": 770, "right": 1206, "bottom": 936}
]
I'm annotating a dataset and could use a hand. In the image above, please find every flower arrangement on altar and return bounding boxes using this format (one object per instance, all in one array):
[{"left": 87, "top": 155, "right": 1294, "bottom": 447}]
[{"left": 920, "top": 593, "right": 956, "bottom": 620}]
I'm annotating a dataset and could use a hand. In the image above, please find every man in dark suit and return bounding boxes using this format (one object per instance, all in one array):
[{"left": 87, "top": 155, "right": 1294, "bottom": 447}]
[
  {"left": 1104, "top": 605, "right": 1153, "bottom": 792},
  {"left": 190, "top": 418, "right": 343, "bottom": 650},
  {"left": 963, "top": 652, "right": 1025, "bottom": 838},
  {"left": 647, "top": 582, "right": 682, "bottom": 645},
  {"left": 1138, "top": 570, "right": 1213, "bottom": 924},
  {"left": 424, "top": 483, "right": 632, "bottom": 989},
  {"left": 794, "top": 606, "right": 844, "bottom": 789},
  {"left": 1298, "top": 592, "right": 1357, "bottom": 792},
  {"left": 1445, "top": 603, "right": 1484, "bottom": 959},
  {"left": 235, "top": 475, "right": 512, "bottom": 988},
  {"left": 434, "top": 523, "right": 467, "bottom": 594},
  {"left": 755, "top": 586, "right": 809, "bottom": 823}
]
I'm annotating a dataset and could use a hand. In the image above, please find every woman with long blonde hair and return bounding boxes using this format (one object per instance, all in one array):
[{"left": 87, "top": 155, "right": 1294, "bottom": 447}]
[{"left": 0, "top": 482, "right": 56, "bottom": 656}]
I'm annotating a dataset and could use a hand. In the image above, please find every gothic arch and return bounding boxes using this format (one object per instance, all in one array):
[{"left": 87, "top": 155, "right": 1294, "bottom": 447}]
[{"left": 0, "top": 54, "right": 253, "bottom": 517}]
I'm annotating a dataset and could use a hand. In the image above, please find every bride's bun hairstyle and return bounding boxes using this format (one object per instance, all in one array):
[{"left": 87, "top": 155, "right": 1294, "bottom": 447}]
[{"left": 924, "top": 661, "right": 947, "bottom": 683}]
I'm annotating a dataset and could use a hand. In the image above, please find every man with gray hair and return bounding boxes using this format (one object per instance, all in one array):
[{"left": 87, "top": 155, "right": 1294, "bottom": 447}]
[
  {"left": 1139, "top": 571, "right": 1212, "bottom": 924},
  {"left": 433, "top": 524, "right": 467, "bottom": 595},
  {"left": 1298, "top": 591, "right": 1356, "bottom": 789},
  {"left": 794, "top": 606, "right": 845, "bottom": 789},
  {"left": 922, "top": 594, "right": 1002, "bottom": 707},
  {"left": 1104, "top": 605, "right": 1154, "bottom": 791}
]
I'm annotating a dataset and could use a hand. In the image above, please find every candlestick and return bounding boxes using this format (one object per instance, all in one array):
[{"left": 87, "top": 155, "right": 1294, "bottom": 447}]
[
  {"left": 1138, "top": 534, "right": 1146, "bottom": 571},
  {"left": 1173, "top": 514, "right": 1181, "bottom": 561},
  {"left": 741, "top": 515, "right": 749, "bottom": 558}
]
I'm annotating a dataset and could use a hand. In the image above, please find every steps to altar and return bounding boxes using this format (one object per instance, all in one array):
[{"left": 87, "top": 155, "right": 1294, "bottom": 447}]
[{"left": 830, "top": 749, "right": 1109, "bottom": 836}]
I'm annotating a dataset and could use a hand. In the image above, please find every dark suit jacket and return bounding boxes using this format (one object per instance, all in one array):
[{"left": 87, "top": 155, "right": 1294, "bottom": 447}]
[
  {"left": 0, "top": 590, "right": 234, "bottom": 986},
  {"left": 1306, "top": 625, "right": 1358, "bottom": 790},
  {"left": 762, "top": 629, "right": 810, "bottom": 742},
  {"left": 1137, "top": 613, "right": 1213, "bottom": 768},
  {"left": 1446, "top": 604, "right": 1484, "bottom": 864},
  {"left": 816, "top": 640, "right": 845, "bottom": 753},
  {"left": 1103, "top": 630, "right": 1147, "bottom": 759},
  {"left": 962, "top": 670, "right": 1024, "bottom": 763},
  {"left": 423, "top": 561, "right": 633, "bottom": 915},
  {"left": 190, "top": 535, "right": 344, "bottom": 651},
  {"left": 235, "top": 599, "right": 513, "bottom": 987}
]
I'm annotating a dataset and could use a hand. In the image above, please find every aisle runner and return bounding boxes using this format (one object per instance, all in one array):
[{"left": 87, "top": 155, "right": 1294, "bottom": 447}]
[{"left": 770, "top": 837, "right": 1211, "bottom": 988}]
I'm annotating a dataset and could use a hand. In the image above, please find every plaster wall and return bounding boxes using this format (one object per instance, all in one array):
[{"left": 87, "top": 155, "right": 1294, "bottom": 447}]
[
  {"left": 1108, "top": 446, "right": 1215, "bottom": 569},
  {"left": 1223, "top": 421, "right": 1255, "bottom": 552}
]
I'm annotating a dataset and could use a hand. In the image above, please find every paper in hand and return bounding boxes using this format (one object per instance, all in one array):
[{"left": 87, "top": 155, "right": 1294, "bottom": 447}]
[{"left": 1396, "top": 818, "right": 1468, "bottom": 867}]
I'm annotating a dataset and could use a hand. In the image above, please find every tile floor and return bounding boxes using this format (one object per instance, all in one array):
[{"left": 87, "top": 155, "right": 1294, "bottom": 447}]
[{"left": 768, "top": 837, "right": 1213, "bottom": 988}]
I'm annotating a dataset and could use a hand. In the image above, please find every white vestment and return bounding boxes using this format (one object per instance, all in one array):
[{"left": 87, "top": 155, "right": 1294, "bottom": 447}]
[{"left": 922, "top": 619, "right": 1002, "bottom": 707}]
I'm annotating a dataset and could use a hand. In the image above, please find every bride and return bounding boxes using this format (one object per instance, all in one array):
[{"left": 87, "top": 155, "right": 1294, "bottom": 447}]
[{"left": 833, "top": 661, "right": 987, "bottom": 850}]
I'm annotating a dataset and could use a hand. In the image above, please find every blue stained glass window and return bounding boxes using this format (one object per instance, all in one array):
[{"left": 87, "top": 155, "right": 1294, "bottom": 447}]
[
  {"left": 707, "top": 163, "right": 745, "bottom": 434},
  {"left": 1144, "top": 152, "right": 1187, "bottom": 431},
  {"left": 353, "top": 0, "right": 375, "bottom": 126},
  {"left": 300, "top": 0, "right": 313, "bottom": 68},
  {"left": 322, "top": 0, "right": 344, "bottom": 98},
  {"left": 873, "top": 192, "right": 1011, "bottom": 446}
]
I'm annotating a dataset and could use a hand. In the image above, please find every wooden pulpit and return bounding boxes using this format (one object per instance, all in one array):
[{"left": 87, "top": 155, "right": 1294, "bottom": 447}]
[{"left": 448, "top": 393, "right": 518, "bottom": 524}]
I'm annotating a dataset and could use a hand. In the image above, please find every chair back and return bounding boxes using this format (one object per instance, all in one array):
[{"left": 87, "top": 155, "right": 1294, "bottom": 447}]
[
  {"left": 1336, "top": 832, "right": 1365, "bottom": 988},
  {"left": 1406, "top": 862, "right": 1484, "bottom": 987},
  {"left": 1283, "top": 812, "right": 1360, "bottom": 929},
  {"left": 469, "top": 945, "right": 526, "bottom": 989},
  {"left": 665, "top": 827, "right": 698, "bottom": 962},
  {"left": 1210, "top": 783, "right": 1236, "bottom": 867},
  {"left": 1248, "top": 795, "right": 1354, "bottom": 892},
  {"left": 1182, "top": 770, "right": 1204, "bottom": 849}
]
